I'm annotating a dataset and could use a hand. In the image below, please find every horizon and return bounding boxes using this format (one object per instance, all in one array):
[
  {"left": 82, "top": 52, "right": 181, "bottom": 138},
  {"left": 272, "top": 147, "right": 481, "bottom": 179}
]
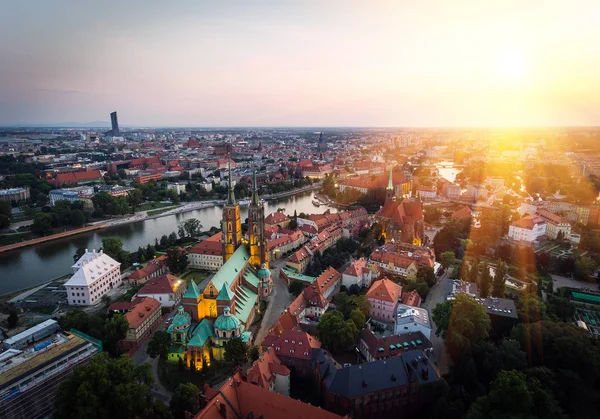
[{"left": 1, "top": 1, "right": 599, "bottom": 127}]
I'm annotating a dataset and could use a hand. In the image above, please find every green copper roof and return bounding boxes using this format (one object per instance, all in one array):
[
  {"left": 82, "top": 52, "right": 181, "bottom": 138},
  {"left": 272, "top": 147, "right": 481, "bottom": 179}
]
[
  {"left": 234, "top": 285, "right": 258, "bottom": 324},
  {"left": 216, "top": 283, "right": 233, "bottom": 301},
  {"left": 240, "top": 331, "right": 252, "bottom": 343},
  {"left": 188, "top": 319, "right": 213, "bottom": 347},
  {"left": 214, "top": 307, "right": 241, "bottom": 331},
  {"left": 183, "top": 279, "right": 201, "bottom": 299},
  {"left": 257, "top": 266, "right": 271, "bottom": 279},
  {"left": 281, "top": 267, "right": 316, "bottom": 284},
  {"left": 226, "top": 159, "right": 236, "bottom": 205},
  {"left": 250, "top": 164, "right": 261, "bottom": 207},
  {"left": 211, "top": 245, "right": 250, "bottom": 292},
  {"left": 172, "top": 306, "right": 191, "bottom": 327},
  {"left": 243, "top": 270, "right": 260, "bottom": 288}
]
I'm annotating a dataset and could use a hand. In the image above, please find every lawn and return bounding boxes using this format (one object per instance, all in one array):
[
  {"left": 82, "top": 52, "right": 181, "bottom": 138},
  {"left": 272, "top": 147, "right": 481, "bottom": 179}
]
[
  {"left": 147, "top": 207, "right": 177, "bottom": 216},
  {"left": 182, "top": 270, "right": 209, "bottom": 285}
]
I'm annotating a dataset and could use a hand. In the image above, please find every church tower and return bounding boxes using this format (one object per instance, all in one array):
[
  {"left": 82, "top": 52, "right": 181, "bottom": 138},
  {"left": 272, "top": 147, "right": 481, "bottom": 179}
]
[
  {"left": 385, "top": 164, "right": 395, "bottom": 202},
  {"left": 222, "top": 158, "right": 242, "bottom": 262},
  {"left": 248, "top": 165, "right": 268, "bottom": 269}
]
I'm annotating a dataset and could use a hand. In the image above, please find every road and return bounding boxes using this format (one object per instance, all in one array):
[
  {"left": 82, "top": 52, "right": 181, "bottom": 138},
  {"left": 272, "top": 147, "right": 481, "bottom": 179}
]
[
  {"left": 253, "top": 258, "right": 292, "bottom": 346},
  {"left": 421, "top": 269, "right": 451, "bottom": 374},
  {"left": 550, "top": 273, "right": 599, "bottom": 291},
  {"left": 131, "top": 305, "right": 178, "bottom": 402}
]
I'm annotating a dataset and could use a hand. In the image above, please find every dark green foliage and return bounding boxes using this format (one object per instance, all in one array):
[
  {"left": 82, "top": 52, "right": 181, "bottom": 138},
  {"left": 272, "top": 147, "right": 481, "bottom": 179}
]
[
  {"left": 317, "top": 310, "right": 358, "bottom": 354},
  {"left": 166, "top": 247, "right": 188, "bottom": 273},
  {"left": 7, "top": 308, "right": 18, "bottom": 328},
  {"left": 103, "top": 314, "right": 129, "bottom": 357},
  {"left": 305, "top": 238, "right": 358, "bottom": 275},
  {"left": 170, "top": 383, "right": 200, "bottom": 419},
  {"left": 249, "top": 345, "right": 260, "bottom": 362},
  {"left": 31, "top": 212, "right": 53, "bottom": 235},
  {"left": 288, "top": 281, "right": 305, "bottom": 296},
  {"left": 53, "top": 354, "right": 171, "bottom": 419},
  {"left": 224, "top": 337, "right": 248, "bottom": 367},
  {"left": 147, "top": 331, "right": 172, "bottom": 359}
]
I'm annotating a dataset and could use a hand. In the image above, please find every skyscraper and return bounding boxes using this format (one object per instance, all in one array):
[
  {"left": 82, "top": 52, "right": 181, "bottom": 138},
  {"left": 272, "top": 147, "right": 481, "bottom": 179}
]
[{"left": 110, "top": 111, "right": 119, "bottom": 136}]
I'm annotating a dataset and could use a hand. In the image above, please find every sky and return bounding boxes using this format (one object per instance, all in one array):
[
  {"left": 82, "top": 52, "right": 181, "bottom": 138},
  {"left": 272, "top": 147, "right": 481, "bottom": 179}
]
[{"left": 1, "top": 0, "right": 599, "bottom": 127}]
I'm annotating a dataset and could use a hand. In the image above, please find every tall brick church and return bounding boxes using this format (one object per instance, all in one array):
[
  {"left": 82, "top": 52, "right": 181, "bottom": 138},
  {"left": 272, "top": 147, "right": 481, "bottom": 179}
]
[{"left": 170, "top": 158, "right": 273, "bottom": 366}]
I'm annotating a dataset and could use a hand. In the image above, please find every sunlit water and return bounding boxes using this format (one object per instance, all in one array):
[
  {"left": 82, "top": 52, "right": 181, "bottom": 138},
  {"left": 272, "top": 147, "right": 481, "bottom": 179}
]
[{"left": 0, "top": 191, "right": 332, "bottom": 295}]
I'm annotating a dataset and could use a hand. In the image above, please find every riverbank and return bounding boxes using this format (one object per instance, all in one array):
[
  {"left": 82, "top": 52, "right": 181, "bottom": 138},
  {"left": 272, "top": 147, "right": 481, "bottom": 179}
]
[
  {"left": 0, "top": 224, "right": 106, "bottom": 253},
  {"left": 0, "top": 184, "right": 322, "bottom": 254}
]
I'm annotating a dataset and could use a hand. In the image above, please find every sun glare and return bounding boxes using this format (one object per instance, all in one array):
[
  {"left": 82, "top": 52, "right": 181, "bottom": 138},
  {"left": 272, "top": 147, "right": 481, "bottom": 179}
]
[{"left": 494, "top": 50, "right": 528, "bottom": 80}]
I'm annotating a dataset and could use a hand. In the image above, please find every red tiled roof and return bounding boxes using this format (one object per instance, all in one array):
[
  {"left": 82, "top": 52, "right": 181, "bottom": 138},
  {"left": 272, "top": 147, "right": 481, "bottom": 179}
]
[
  {"left": 401, "top": 290, "right": 422, "bottom": 307},
  {"left": 366, "top": 278, "right": 402, "bottom": 303},
  {"left": 54, "top": 169, "right": 102, "bottom": 184},
  {"left": 452, "top": 206, "right": 472, "bottom": 219},
  {"left": 195, "top": 373, "right": 342, "bottom": 419},
  {"left": 262, "top": 330, "right": 321, "bottom": 361},
  {"left": 344, "top": 258, "right": 367, "bottom": 277},
  {"left": 189, "top": 232, "right": 223, "bottom": 255},
  {"left": 137, "top": 274, "right": 184, "bottom": 295},
  {"left": 124, "top": 297, "right": 161, "bottom": 328},
  {"left": 245, "top": 347, "right": 290, "bottom": 390},
  {"left": 265, "top": 211, "right": 290, "bottom": 225}
]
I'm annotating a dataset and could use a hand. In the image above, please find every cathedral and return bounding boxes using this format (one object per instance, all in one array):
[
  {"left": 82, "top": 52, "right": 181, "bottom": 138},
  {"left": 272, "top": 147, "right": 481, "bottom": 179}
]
[
  {"left": 168, "top": 161, "right": 273, "bottom": 368},
  {"left": 375, "top": 166, "right": 425, "bottom": 245}
]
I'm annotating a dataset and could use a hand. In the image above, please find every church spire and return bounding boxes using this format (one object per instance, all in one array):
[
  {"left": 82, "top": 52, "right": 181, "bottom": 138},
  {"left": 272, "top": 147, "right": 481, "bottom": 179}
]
[
  {"left": 226, "top": 158, "right": 236, "bottom": 205},
  {"left": 251, "top": 163, "right": 260, "bottom": 206},
  {"left": 387, "top": 164, "right": 394, "bottom": 190}
]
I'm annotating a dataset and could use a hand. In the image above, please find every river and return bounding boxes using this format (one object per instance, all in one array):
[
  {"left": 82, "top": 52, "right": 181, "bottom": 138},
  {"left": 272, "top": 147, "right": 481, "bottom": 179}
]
[
  {"left": 436, "top": 161, "right": 460, "bottom": 183},
  {"left": 0, "top": 191, "right": 331, "bottom": 295}
]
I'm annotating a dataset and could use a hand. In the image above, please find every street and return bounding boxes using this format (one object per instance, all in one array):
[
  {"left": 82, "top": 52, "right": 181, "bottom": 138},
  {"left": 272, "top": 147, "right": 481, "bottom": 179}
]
[
  {"left": 253, "top": 257, "right": 293, "bottom": 346},
  {"left": 421, "top": 269, "right": 451, "bottom": 374},
  {"left": 551, "top": 273, "right": 599, "bottom": 291}
]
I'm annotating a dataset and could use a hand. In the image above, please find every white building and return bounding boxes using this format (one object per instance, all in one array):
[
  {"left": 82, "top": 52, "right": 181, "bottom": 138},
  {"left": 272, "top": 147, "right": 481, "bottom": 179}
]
[
  {"left": 167, "top": 182, "right": 187, "bottom": 194},
  {"left": 49, "top": 186, "right": 94, "bottom": 206},
  {"left": 508, "top": 215, "right": 547, "bottom": 243},
  {"left": 188, "top": 232, "right": 224, "bottom": 271},
  {"left": 536, "top": 208, "right": 571, "bottom": 240},
  {"left": 65, "top": 249, "right": 122, "bottom": 306},
  {"left": 394, "top": 304, "right": 432, "bottom": 340},
  {"left": 342, "top": 258, "right": 378, "bottom": 288}
]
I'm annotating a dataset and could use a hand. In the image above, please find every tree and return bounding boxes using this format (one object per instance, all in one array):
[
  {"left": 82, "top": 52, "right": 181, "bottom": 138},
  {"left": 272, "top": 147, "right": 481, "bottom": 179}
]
[
  {"left": 288, "top": 281, "right": 304, "bottom": 296},
  {"left": 118, "top": 168, "right": 128, "bottom": 179},
  {"left": 167, "top": 189, "right": 180, "bottom": 205},
  {"left": 166, "top": 247, "right": 188, "bottom": 273},
  {"left": 160, "top": 235, "right": 169, "bottom": 247},
  {"left": 170, "top": 383, "right": 200, "bottom": 419},
  {"left": 440, "top": 251, "right": 457, "bottom": 269},
  {"left": 403, "top": 279, "right": 430, "bottom": 300},
  {"left": 224, "top": 337, "right": 248, "bottom": 367},
  {"left": 102, "top": 236, "right": 129, "bottom": 264},
  {"left": 333, "top": 292, "right": 351, "bottom": 316},
  {"left": 444, "top": 294, "right": 491, "bottom": 362},
  {"left": 317, "top": 310, "right": 358, "bottom": 354},
  {"left": 0, "top": 214, "right": 10, "bottom": 228},
  {"left": 574, "top": 256, "right": 598, "bottom": 281},
  {"left": 73, "top": 247, "right": 86, "bottom": 263},
  {"left": 168, "top": 232, "right": 178, "bottom": 246},
  {"left": 492, "top": 260, "right": 507, "bottom": 297},
  {"left": 479, "top": 263, "right": 490, "bottom": 298},
  {"left": 69, "top": 209, "right": 86, "bottom": 226},
  {"left": 53, "top": 353, "right": 170, "bottom": 419},
  {"left": 417, "top": 266, "right": 437, "bottom": 287},
  {"left": 127, "top": 189, "right": 143, "bottom": 213},
  {"left": 183, "top": 218, "right": 202, "bottom": 238},
  {"left": 103, "top": 314, "right": 129, "bottom": 357},
  {"left": 147, "top": 331, "right": 172, "bottom": 359},
  {"left": 467, "top": 370, "right": 565, "bottom": 419},
  {"left": 349, "top": 294, "right": 370, "bottom": 317},
  {"left": 349, "top": 309, "right": 366, "bottom": 329},
  {"left": 432, "top": 300, "right": 453, "bottom": 338},
  {"left": 36, "top": 192, "right": 48, "bottom": 207},
  {"left": 7, "top": 308, "right": 18, "bottom": 328},
  {"left": 0, "top": 201, "right": 11, "bottom": 219},
  {"left": 31, "top": 212, "right": 53, "bottom": 236},
  {"left": 58, "top": 309, "right": 105, "bottom": 340},
  {"left": 249, "top": 345, "right": 260, "bottom": 362}
]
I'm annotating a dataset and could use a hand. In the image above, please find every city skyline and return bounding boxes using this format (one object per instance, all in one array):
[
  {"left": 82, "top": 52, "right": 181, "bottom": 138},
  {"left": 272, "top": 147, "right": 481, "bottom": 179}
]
[{"left": 1, "top": 1, "right": 599, "bottom": 127}]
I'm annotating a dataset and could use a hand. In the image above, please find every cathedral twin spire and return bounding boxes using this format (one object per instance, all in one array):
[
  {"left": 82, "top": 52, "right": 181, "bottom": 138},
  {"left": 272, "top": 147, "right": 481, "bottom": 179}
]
[{"left": 226, "top": 159, "right": 236, "bottom": 206}]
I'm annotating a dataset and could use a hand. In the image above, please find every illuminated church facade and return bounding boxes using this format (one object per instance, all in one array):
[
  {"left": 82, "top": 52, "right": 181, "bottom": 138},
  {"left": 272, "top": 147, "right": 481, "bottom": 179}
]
[{"left": 168, "top": 161, "right": 273, "bottom": 368}]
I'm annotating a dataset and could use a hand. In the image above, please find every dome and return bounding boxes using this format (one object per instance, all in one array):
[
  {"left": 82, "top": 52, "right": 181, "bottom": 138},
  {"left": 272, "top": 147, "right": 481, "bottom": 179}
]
[
  {"left": 214, "top": 307, "right": 241, "bottom": 331},
  {"left": 172, "top": 305, "right": 191, "bottom": 327},
  {"left": 257, "top": 263, "right": 271, "bottom": 279}
]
